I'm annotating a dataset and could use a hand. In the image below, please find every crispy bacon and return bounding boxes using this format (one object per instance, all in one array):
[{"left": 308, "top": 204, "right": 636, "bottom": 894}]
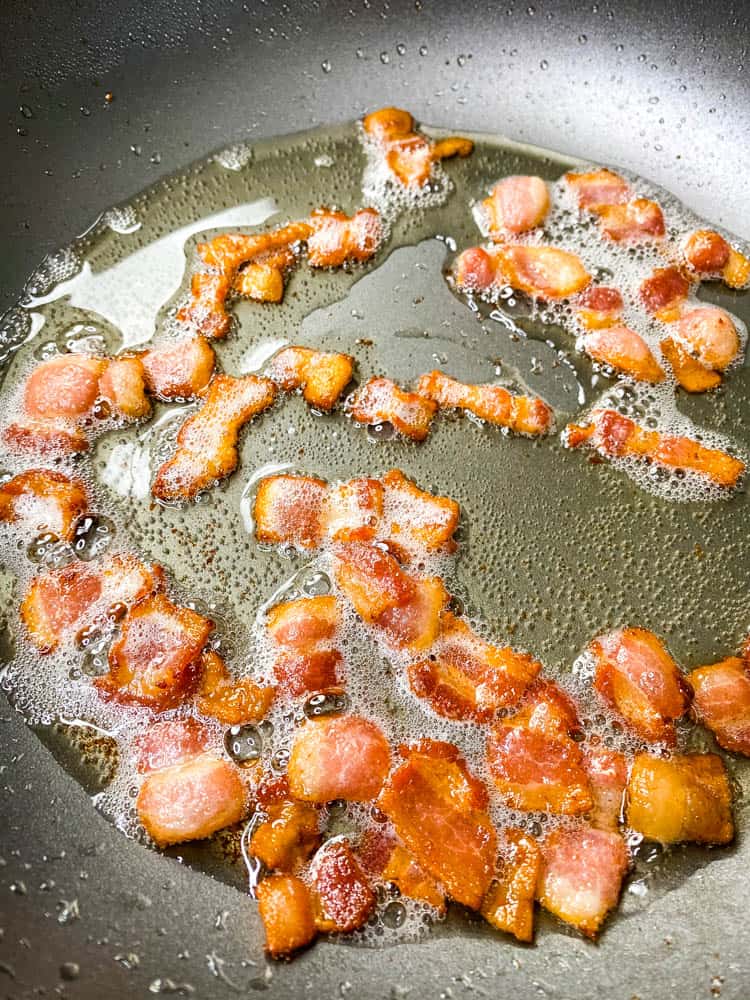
[
  {"left": 659, "top": 338, "right": 722, "bottom": 394},
  {"left": 684, "top": 230, "right": 750, "bottom": 288},
  {"left": 724, "top": 246, "right": 750, "bottom": 288},
  {"left": 197, "top": 222, "right": 313, "bottom": 274},
  {"left": 250, "top": 799, "right": 320, "bottom": 873},
  {"left": 589, "top": 627, "right": 691, "bottom": 745},
  {"left": 626, "top": 752, "right": 733, "bottom": 845},
  {"left": 287, "top": 715, "right": 391, "bottom": 802},
  {"left": 376, "top": 740, "right": 496, "bottom": 910},
  {"left": 234, "top": 260, "right": 287, "bottom": 303},
  {"left": 0, "top": 469, "right": 88, "bottom": 541},
  {"left": 585, "top": 748, "right": 628, "bottom": 829},
  {"left": 267, "top": 596, "right": 344, "bottom": 697},
  {"left": 381, "top": 469, "right": 459, "bottom": 556},
  {"left": 268, "top": 346, "right": 354, "bottom": 411},
  {"left": 195, "top": 650, "right": 275, "bottom": 724},
  {"left": 98, "top": 356, "right": 150, "bottom": 419},
  {"left": 639, "top": 266, "right": 690, "bottom": 319},
  {"left": 306, "top": 208, "right": 383, "bottom": 268},
  {"left": 537, "top": 827, "right": 629, "bottom": 938},
  {"left": 482, "top": 175, "right": 550, "bottom": 237},
  {"left": 670, "top": 306, "right": 740, "bottom": 373},
  {"left": 139, "top": 337, "right": 216, "bottom": 400},
  {"left": 580, "top": 326, "right": 665, "bottom": 383},
  {"left": 363, "top": 106, "right": 473, "bottom": 187},
  {"left": 137, "top": 754, "right": 247, "bottom": 847},
  {"left": 176, "top": 271, "right": 234, "bottom": 339},
  {"left": 325, "top": 477, "right": 384, "bottom": 544},
  {"left": 381, "top": 843, "right": 446, "bottom": 911},
  {"left": 512, "top": 678, "right": 583, "bottom": 739},
  {"left": 480, "top": 828, "right": 541, "bottom": 943},
  {"left": 253, "top": 475, "right": 328, "bottom": 548},
  {"left": 563, "top": 168, "right": 632, "bottom": 210},
  {"left": 454, "top": 244, "right": 590, "bottom": 300},
  {"left": 310, "top": 839, "right": 376, "bottom": 933},
  {"left": 688, "top": 657, "right": 750, "bottom": 755},
  {"left": 416, "top": 370, "right": 554, "bottom": 435},
  {"left": 347, "top": 376, "right": 437, "bottom": 441},
  {"left": 257, "top": 874, "right": 317, "bottom": 957},
  {"left": 564, "top": 408, "right": 745, "bottom": 489},
  {"left": 152, "top": 374, "right": 276, "bottom": 501},
  {"left": 133, "top": 718, "right": 210, "bottom": 774},
  {"left": 575, "top": 286, "right": 624, "bottom": 330},
  {"left": 593, "top": 198, "right": 665, "bottom": 243}
]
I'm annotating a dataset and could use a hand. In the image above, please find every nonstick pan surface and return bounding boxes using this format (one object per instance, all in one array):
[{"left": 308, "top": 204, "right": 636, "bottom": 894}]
[{"left": 1, "top": 3, "right": 750, "bottom": 998}]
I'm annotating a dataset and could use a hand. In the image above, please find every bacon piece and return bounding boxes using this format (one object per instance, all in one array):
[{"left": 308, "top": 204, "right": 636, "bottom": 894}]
[
  {"left": 593, "top": 198, "right": 665, "bottom": 243},
  {"left": 564, "top": 408, "right": 745, "bottom": 489},
  {"left": 455, "top": 244, "right": 590, "bottom": 300},
  {"left": 288, "top": 715, "right": 391, "bottom": 803},
  {"left": 0, "top": 469, "right": 88, "bottom": 541},
  {"left": 416, "top": 370, "right": 553, "bottom": 436},
  {"left": 626, "top": 752, "right": 733, "bottom": 845},
  {"left": 408, "top": 612, "right": 540, "bottom": 723},
  {"left": 97, "top": 593, "right": 212, "bottom": 710},
  {"left": 482, "top": 175, "right": 550, "bottom": 237},
  {"left": 23, "top": 354, "right": 105, "bottom": 420},
  {"left": 453, "top": 246, "right": 498, "bottom": 294},
  {"left": 585, "top": 748, "right": 628, "bottom": 829},
  {"left": 639, "top": 266, "right": 690, "bottom": 319},
  {"left": 269, "top": 346, "right": 354, "bottom": 411},
  {"left": 688, "top": 657, "right": 750, "bottom": 755},
  {"left": 375, "top": 575, "right": 448, "bottom": 652},
  {"left": 139, "top": 337, "right": 215, "bottom": 400},
  {"left": 564, "top": 168, "right": 632, "bottom": 210},
  {"left": 311, "top": 839, "right": 376, "bottom": 933},
  {"left": 671, "top": 306, "right": 740, "bottom": 372},
  {"left": 363, "top": 106, "right": 473, "bottom": 187},
  {"left": 724, "top": 246, "right": 750, "bottom": 289},
  {"left": 508, "top": 678, "right": 583, "bottom": 738},
  {"left": 234, "top": 261, "right": 286, "bottom": 303},
  {"left": 267, "top": 595, "right": 344, "bottom": 697},
  {"left": 195, "top": 650, "right": 275, "bottom": 724},
  {"left": 376, "top": 740, "right": 496, "bottom": 910},
  {"left": 152, "top": 374, "right": 276, "bottom": 501},
  {"left": 324, "top": 477, "right": 384, "bottom": 543},
  {"left": 137, "top": 754, "right": 247, "bottom": 847},
  {"left": 659, "top": 338, "right": 722, "bottom": 394},
  {"left": 274, "top": 652, "right": 343, "bottom": 697},
  {"left": 257, "top": 874, "right": 317, "bottom": 957},
  {"left": 683, "top": 230, "right": 750, "bottom": 287},
  {"left": 575, "top": 286, "right": 623, "bottom": 330},
  {"left": 381, "top": 844, "right": 446, "bottom": 911},
  {"left": 381, "top": 469, "right": 459, "bottom": 555},
  {"left": 253, "top": 474, "right": 328, "bottom": 548},
  {"left": 97, "top": 356, "right": 150, "bottom": 419},
  {"left": 590, "top": 627, "right": 691, "bottom": 745},
  {"left": 348, "top": 376, "right": 437, "bottom": 441},
  {"left": 480, "top": 829, "right": 541, "bottom": 943},
  {"left": 250, "top": 799, "right": 320, "bottom": 873},
  {"left": 580, "top": 326, "right": 665, "bottom": 383},
  {"left": 537, "top": 827, "right": 628, "bottom": 938},
  {"left": 198, "top": 222, "right": 313, "bottom": 274},
  {"left": 176, "top": 271, "right": 234, "bottom": 339},
  {"left": 306, "top": 208, "right": 383, "bottom": 268},
  {"left": 133, "top": 718, "right": 210, "bottom": 774}
]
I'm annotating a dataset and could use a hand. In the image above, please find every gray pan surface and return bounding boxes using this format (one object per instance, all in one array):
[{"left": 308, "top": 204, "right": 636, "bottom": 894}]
[{"left": 1, "top": 3, "right": 749, "bottom": 998}]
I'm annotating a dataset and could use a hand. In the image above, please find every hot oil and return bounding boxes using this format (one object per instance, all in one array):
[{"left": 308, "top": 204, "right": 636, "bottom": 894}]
[{"left": 0, "top": 121, "right": 749, "bottom": 946}]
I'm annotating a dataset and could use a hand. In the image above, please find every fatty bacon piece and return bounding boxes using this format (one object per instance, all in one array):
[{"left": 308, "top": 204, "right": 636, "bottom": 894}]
[
  {"left": 133, "top": 718, "right": 210, "bottom": 774},
  {"left": 454, "top": 244, "right": 591, "bottom": 299},
  {"left": 376, "top": 739, "right": 496, "bottom": 910},
  {"left": 579, "top": 326, "right": 665, "bottom": 384},
  {"left": 152, "top": 374, "right": 276, "bottom": 501},
  {"left": 309, "top": 838, "right": 377, "bottom": 933},
  {"left": 138, "top": 336, "right": 216, "bottom": 400},
  {"left": 249, "top": 775, "right": 321, "bottom": 874},
  {"left": 347, "top": 376, "right": 437, "bottom": 441},
  {"left": 253, "top": 474, "right": 328, "bottom": 549},
  {"left": 480, "top": 175, "right": 550, "bottom": 238},
  {"left": 416, "top": 369, "right": 554, "bottom": 436},
  {"left": 688, "top": 656, "right": 750, "bottom": 755},
  {"left": 480, "top": 828, "right": 541, "bottom": 943},
  {"left": 662, "top": 306, "right": 742, "bottom": 393},
  {"left": 268, "top": 346, "right": 354, "bottom": 411},
  {"left": 563, "top": 168, "right": 632, "bottom": 211},
  {"left": 257, "top": 874, "right": 317, "bottom": 957},
  {"left": 575, "top": 286, "right": 624, "bottom": 330},
  {"left": 0, "top": 469, "right": 88, "bottom": 541},
  {"left": 194, "top": 649, "right": 275, "bottom": 725},
  {"left": 683, "top": 229, "right": 750, "bottom": 289},
  {"left": 380, "top": 840, "right": 447, "bottom": 912},
  {"left": 362, "top": 106, "right": 473, "bottom": 188},
  {"left": 592, "top": 198, "right": 665, "bottom": 244},
  {"left": 266, "top": 595, "right": 344, "bottom": 697},
  {"left": 585, "top": 747, "right": 628, "bottom": 830},
  {"left": 564, "top": 408, "right": 745, "bottom": 489},
  {"left": 305, "top": 208, "right": 383, "bottom": 268},
  {"left": 379, "top": 468, "right": 459, "bottom": 557},
  {"left": 639, "top": 266, "right": 691, "bottom": 322}
]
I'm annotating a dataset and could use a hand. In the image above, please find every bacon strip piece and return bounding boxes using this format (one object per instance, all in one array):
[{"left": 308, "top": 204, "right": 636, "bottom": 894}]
[
  {"left": 688, "top": 656, "right": 750, "bottom": 755},
  {"left": 195, "top": 649, "right": 275, "bottom": 724},
  {"left": 480, "top": 828, "right": 541, "bottom": 943},
  {"left": 254, "top": 475, "right": 328, "bottom": 549},
  {"left": 347, "top": 376, "right": 437, "bottom": 441},
  {"left": 563, "top": 168, "right": 632, "bottom": 210},
  {"left": 639, "top": 266, "right": 690, "bottom": 321},
  {"left": 593, "top": 199, "right": 665, "bottom": 243},
  {"left": 0, "top": 469, "right": 88, "bottom": 541},
  {"left": 139, "top": 337, "right": 216, "bottom": 400},
  {"left": 287, "top": 715, "right": 391, "bottom": 802},
  {"left": 585, "top": 747, "right": 628, "bottom": 830},
  {"left": 659, "top": 338, "right": 722, "bottom": 394},
  {"left": 306, "top": 208, "right": 383, "bottom": 268},
  {"left": 669, "top": 306, "right": 740, "bottom": 373},
  {"left": 363, "top": 106, "right": 473, "bottom": 188},
  {"left": 380, "top": 469, "right": 459, "bottom": 556},
  {"left": 381, "top": 843, "right": 446, "bottom": 912},
  {"left": 250, "top": 797, "right": 321, "bottom": 873},
  {"left": 257, "top": 874, "right": 317, "bottom": 957},
  {"left": 481, "top": 175, "right": 550, "bottom": 238},
  {"left": 626, "top": 752, "right": 733, "bottom": 845},
  {"left": 416, "top": 370, "right": 553, "bottom": 436},
  {"left": 134, "top": 718, "right": 210, "bottom": 774},
  {"left": 376, "top": 740, "right": 496, "bottom": 910},
  {"left": 267, "top": 595, "right": 344, "bottom": 696},
  {"left": 152, "top": 374, "right": 276, "bottom": 501},
  {"left": 581, "top": 326, "right": 665, "bottom": 384},
  {"left": 268, "top": 346, "right": 354, "bottom": 411},
  {"left": 177, "top": 272, "right": 234, "bottom": 339},
  {"left": 575, "top": 286, "right": 623, "bottom": 330},
  {"left": 325, "top": 477, "right": 384, "bottom": 544},
  {"left": 310, "top": 839, "right": 376, "bottom": 933},
  {"left": 565, "top": 408, "right": 745, "bottom": 489},
  {"left": 683, "top": 230, "right": 750, "bottom": 289},
  {"left": 454, "top": 244, "right": 590, "bottom": 299}
]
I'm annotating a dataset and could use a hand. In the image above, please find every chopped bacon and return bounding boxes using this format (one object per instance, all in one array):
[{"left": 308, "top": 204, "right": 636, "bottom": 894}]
[
  {"left": 659, "top": 338, "right": 722, "bottom": 394},
  {"left": 593, "top": 198, "right": 665, "bottom": 243},
  {"left": 306, "top": 208, "right": 383, "bottom": 268},
  {"left": 688, "top": 657, "right": 750, "bottom": 755},
  {"left": 250, "top": 799, "right": 320, "bottom": 873},
  {"left": 324, "top": 477, "right": 384, "bottom": 543},
  {"left": 152, "top": 374, "right": 276, "bottom": 501},
  {"left": 580, "top": 326, "right": 665, "bottom": 383},
  {"left": 269, "top": 346, "right": 354, "bottom": 411},
  {"left": 287, "top": 715, "right": 391, "bottom": 803},
  {"left": 176, "top": 271, "right": 234, "bottom": 339},
  {"left": 381, "top": 469, "right": 459, "bottom": 556},
  {"left": 416, "top": 370, "right": 554, "bottom": 436},
  {"left": 133, "top": 718, "right": 210, "bottom": 774},
  {"left": 376, "top": 740, "right": 496, "bottom": 910},
  {"left": 376, "top": 575, "right": 448, "bottom": 652},
  {"left": 626, "top": 752, "right": 733, "bottom": 845},
  {"left": 195, "top": 650, "right": 275, "bottom": 724},
  {"left": 724, "top": 246, "right": 750, "bottom": 289},
  {"left": 575, "top": 286, "right": 624, "bottom": 330},
  {"left": 257, "top": 874, "right": 317, "bottom": 957},
  {"left": 253, "top": 474, "right": 328, "bottom": 548},
  {"left": 639, "top": 266, "right": 690, "bottom": 319},
  {"left": 274, "top": 652, "right": 343, "bottom": 697},
  {"left": 683, "top": 230, "right": 750, "bottom": 287},
  {"left": 23, "top": 354, "right": 105, "bottom": 420},
  {"left": 480, "top": 828, "right": 541, "bottom": 943},
  {"left": 564, "top": 408, "right": 745, "bottom": 489},
  {"left": 585, "top": 747, "right": 628, "bottom": 829},
  {"left": 97, "top": 356, "right": 150, "bottom": 419},
  {"left": 408, "top": 612, "right": 540, "bottom": 723},
  {"left": 96, "top": 593, "right": 213, "bottom": 710},
  {"left": 671, "top": 306, "right": 740, "bottom": 372},
  {"left": 0, "top": 469, "right": 88, "bottom": 541},
  {"left": 347, "top": 376, "right": 437, "bottom": 441},
  {"left": 381, "top": 843, "right": 446, "bottom": 911},
  {"left": 453, "top": 246, "right": 498, "bottom": 294},
  {"left": 563, "top": 168, "right": 632, "bottom": 210},
  {"left": 267, "top": 595, "right": 344, "bottom": 697},
  {"left": 137, "top": 754, "right": 247, "bottom": 847},
  {"left": 363, "top": 106, "right": 473, "bottom": 187},
  {"left": 234, "top": 260, "right": 287, "bottom": 303},
  {"left": 197, "top": 222, "right": 313, "bottom": 274},
  {"left": 537, "top": 827, "right": 629, "bottom": 938},
  {"left": 482, "top": 175, "right": 550, "bottom": 237},
  {"left": 139, "top": 337, "right": 216, "bottom": 400},
  {"left": 590, "top": 627, "right": 691, "bottom": 745},
  {"left": 455, "top": 244, "right": 590, "bottom": 300},
  {"left": 311, "top": 839, "right": 376, "bottom": 933},
  {"left": 512, "top": 678, "right": 583, "bottom": 739}
]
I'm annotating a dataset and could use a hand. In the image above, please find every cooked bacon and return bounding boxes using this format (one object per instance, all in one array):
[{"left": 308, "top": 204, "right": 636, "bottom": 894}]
[
  {"left": 564, "top": 408, "right": 745, "bottom": 489},
  {"left": 23, "top": 354, "right": 105, "bottom": 420},
  {"left": 659, "top": 338, "right": 722, "bottom": 394},
  {"left": 139, "top": 337, "right": 216, "bottom": 400},
  {"left": 480, "top": 828, "right": 541, "bottom": 943},
  {"left": 152, "top": 374, "right": 276, "bottom": 501},
  {"left": 347, "top": 376, "right": 437, "bottom": 441},
  {"left": 670, "top": 306, "right": 740, "bottom": 373},
  {"left": 197, "top": 222, "right": 313, "bottom": 274},
  {"left": 452, "top": 246, "right": 498, "bottom": 294},
  {"left": 626, "top": 752, "right": 733, "bottom": 845},
  {"left": 363, "top": 106, "right": 473, "bottom": 187},
  {"left": 563, "top": 168, "right": 632, "bottom": 210},
  {"left": 133, "top": 718, "right": 210, "bottom": 774},
  {"left": 250, "top": 799, "right": 320, "bottom": 873},
  {"left": 585, "top": 747, "right": 628, "bottom": 829},
  {"left": 575, "top": 286, "right": 624, "bottom": 330},
  {"left": 454, "top": 244, "right": 591, "bottom": 300},
  {"left": 21, "top": 553, "right": 163, "bottom": 652},
  {"left": 683, "top": 230, "right": 750, "bottom": 287},
  {"left": 580, "top": 326, "right": 665, "bottom": 383},
  {"left": 416, "top": 370, "right": 554, "bottom": 436},
  {"left": 408, "top": 612, "right": 540, "bottom": 723},
  {"left": 195, "top": 650, "right": 275, "bottom": 724},
  {"left": 381, "top": 469, "right": 459, "bottom": 556},
  {"left": 724, "top": 246, "right": 750, "bottom": 288},
  {"left": 253, "top": 474, "right": 328, "bottom": 548},
  {"left": 274, "top": 652, "right": 343, "bottom": 697},
  {"left": 267, "top": 595, "right": 344, "bottom": 697},
  {"left": 287, "top": 715, "right": 391, "bottom": 803},
  {"left": 537, "top": 827, "right": 629, "bottom": 938},
  {"left": 589, "top": 627, "right": 691, "bottom": 745},
  {"left": 325, "top": 477, "right": 384, "bottom": 543},
  {"left": 310, "top": 839, "right": 376, "bottom": 933},
  {"left": 511, "top": 678, "right": 583, "bottom": 739},
  {"left": 137, "top": 754, "right": 247, "bottom": 847},
  {"left": 234, "top": 260, "right": 287, "bottom": 303},
  {"left": 639, "top": 267, "right": 690, "bottom": 319},
  {"left": 0, "top": 469, "right": 88, "bottom": 541},
  {"left": 688, "top": 657, "right": 750, "bottom": 755},
  {"left": 593, "top": 198, "right": 665, "bottom": 243},
  {"left": 381, "top": 843, "right": 446, "bottom": 911},
  {"left": 96, "top": 593, "right": 213, "bottom": 710},
  {"left": 97, "top": 356, "right": 150, "bottom": 419},
  {"left": 176, "top": 271, "right": 234, "bottom": 339},
  {"left": 482, "top": 175, "right": 550, "bottom": 237},
  {"left": 376, "top": 740, "right": 496, "bottom": 910},
  {"left": 257, "top": 874, "right": 317, "bottom": 957},
  {"left": 306, "top": 208, "right": 383, "bottom": 268},
  {"left": 268, "top": 346, "right": 354, "bottom": 411}
]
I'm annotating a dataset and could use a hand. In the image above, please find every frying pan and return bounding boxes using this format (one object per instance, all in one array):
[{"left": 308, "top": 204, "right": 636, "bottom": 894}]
[{"left": 1, "top": 1, "right": 750, "bottom": 997}]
